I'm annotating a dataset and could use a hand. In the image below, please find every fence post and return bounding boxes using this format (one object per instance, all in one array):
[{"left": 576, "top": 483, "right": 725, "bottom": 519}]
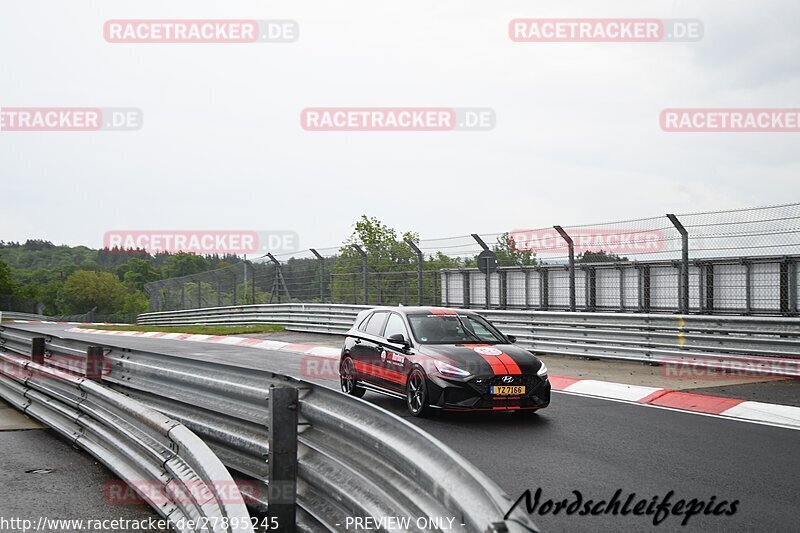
[
  {"left": 462, "top": 270, "right": 471, "bottom": 308},
  {"left": 554, "top": 226, "right": 576, "bottom": 312},
  {"left": 268, "top": 386, "right": 298, "bottom": 532},
  {"left": 405, "top": 239, "right": 424, "bottom": 306},
  {"left": 196, "top": 279, "right": 202, "bottom": 309},
  {"left": 31, "top": 337, "right": 45, "bottom": 365},
  {"left": 471, "top": 234, "right": 492, "bottom": 309},
  {"left": 539, "top": 266, "right": 549, "bottom": 310},
  {"left": 743, "top": 260, "right": 752, "bottom": 314},
  {"left": 789, "top": 259, "right": 797, "bottom": 315},
  {"left": 251, "top": 263, "right": 256, "bottom": 304},
  {"left": 86, "top": 346, "right": 104, "bottom": 381},
  {"left": 310, "top": 249, "right": 325, "bottom": 303},
  {"left": 231, "top": 272, "right": 238, "bottom": 306},
  {"left": 266, "top": 254, "right": 285, "bottom": 304},
  {"left": 351, "top": 245, "right": 368, "bottom": 305},
  {"left": 667, "top": 214, "right": 689, "bottom": 314}
]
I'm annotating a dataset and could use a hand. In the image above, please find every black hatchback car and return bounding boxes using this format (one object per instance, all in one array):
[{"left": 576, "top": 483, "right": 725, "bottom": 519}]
[{"left": 339, "top": 306, "right": 550, "bottom": 416}]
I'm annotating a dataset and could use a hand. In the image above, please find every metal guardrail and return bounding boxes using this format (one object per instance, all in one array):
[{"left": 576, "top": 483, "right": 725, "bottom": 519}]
[
  {"left": 138, "top": 304, "right": 368, "bottom": 335},
  {"left": 138, "top": 303, "right": 800, "bottom": 377},
  {"left": 0, "top": 310, "right": 52, "bottom": 322},
  {"left": 0, "top": 329, "right": 253, "bottom": 533},
  {"left": 0, "top": 324, "right": 540, "bottom": 533}
]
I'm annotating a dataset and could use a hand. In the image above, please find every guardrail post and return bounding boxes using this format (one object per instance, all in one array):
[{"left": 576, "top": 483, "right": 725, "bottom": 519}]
[
  {"left": 405, "top": 239, "right": 424, "bottom": 306},
  {"left": 554, "top": 226, "right": 576, "bottom": 311},
  {"left": 86, "top": 346, "right": 104, "bottom": 380},
  {"left": 351, "top": 245, "right": 369, "bottom": 305},
  {"left": 31, "top": 337, "right": 45, "bottom": 365},
  {"left": 268, "top": 386, "right": 298, "bottom": 532},
  {"left": 667, "top": 214, "right": 689, "bottom": 314},
  {"left": 310, "top": 249, "right": 325, "bottom": 303}
]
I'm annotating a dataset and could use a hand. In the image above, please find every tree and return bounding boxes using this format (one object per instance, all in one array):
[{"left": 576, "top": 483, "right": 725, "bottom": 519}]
[
  {"left": 493, "top": 233, "right": 537, "bottom": 267},
  {"left": 59, "top": 271, "right": 129, "bottom": 315},
  {"left": 0, "top": 259, "right": 16, "bottom": 294},
  {"left": 161, "top": 253, "right": 211, "bottom": 278},
  {"left": 577, "top": 250, "right": 628, "bottom": 263},
  {"left": 332, "top": 216, "right": 418, "bottom": 303},
  {"left": 121, "top": 258, "right": 160, "bottom": 291}
]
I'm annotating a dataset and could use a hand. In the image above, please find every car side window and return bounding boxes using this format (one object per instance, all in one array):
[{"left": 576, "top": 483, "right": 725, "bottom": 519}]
[
  {"left": 383, "top": 313, "right": 408, "bottom": 340},
  {"left": 357, "top": 313, "right": 373, "bottom": 332},
  {"left": 364, "top": 312, "right": 389, "bottom": 337}
]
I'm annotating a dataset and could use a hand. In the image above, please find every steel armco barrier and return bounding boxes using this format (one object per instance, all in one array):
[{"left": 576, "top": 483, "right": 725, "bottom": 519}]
[
  {"left": 137, "top": 304, "right": 800, "bottom": 377},
  {"left": 0, "top": 324, "right": 540, "bottom": 533},
  {"left": 0, "top": 334, "right": 253, "bottom": 533}
]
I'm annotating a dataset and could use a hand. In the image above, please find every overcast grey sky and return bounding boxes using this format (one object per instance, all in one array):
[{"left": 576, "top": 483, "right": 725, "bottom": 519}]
[{"left": 1, "top": 0, "right": 798, "bottom": 252}]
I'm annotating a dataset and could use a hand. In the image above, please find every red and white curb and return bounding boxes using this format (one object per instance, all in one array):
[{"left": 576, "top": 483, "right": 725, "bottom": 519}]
[
  {"left": 550, "top": 376, "right": 800, "bottom": 431},
  {"left": 68, "top": 327, "right": 800, "bottom": 431},
  {"left": 69, "top": 327, "right": 341, "bottom": 358}
]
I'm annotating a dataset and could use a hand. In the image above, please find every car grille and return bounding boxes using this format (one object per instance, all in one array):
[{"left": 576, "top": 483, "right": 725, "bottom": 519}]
[{"left": 468, "top": 374, "right": 546, "bottom": 397}]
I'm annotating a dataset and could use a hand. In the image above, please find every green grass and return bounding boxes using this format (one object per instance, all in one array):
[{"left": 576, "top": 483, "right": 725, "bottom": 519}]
[{"left": 78, "top": 324, "right": 285, "bottom": 335}]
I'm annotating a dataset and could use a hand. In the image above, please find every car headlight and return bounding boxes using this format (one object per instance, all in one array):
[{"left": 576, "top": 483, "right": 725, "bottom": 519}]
[
  {"left": 537, "top": 362, "right": 548, "bottom": 378},
  {"left": 434, "top": 360, "right": 471, "bottom": 378}
]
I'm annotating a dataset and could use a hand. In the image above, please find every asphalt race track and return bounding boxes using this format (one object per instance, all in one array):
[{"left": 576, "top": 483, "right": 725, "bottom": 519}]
[{"left": 10, "top": 323, "right": 800, "bottom": 533}]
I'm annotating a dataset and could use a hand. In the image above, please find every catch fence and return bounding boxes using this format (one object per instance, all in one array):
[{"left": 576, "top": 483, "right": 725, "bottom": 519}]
[{"left": 144, "top": 203, "right": 800, "bottom": 316}]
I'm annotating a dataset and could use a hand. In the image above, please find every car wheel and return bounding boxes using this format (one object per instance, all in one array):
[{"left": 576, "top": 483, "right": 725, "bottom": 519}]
[
  {"left": 406, "top": 368, "right": 430, "bottom": 417},
  {"left": 340, "top": 357, "right": 365, "bottom": 398}
]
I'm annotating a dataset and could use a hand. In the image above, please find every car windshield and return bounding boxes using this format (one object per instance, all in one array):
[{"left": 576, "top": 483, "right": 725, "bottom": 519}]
[{"left": 407, "top": 313, "right": 506, "bottom": 345}]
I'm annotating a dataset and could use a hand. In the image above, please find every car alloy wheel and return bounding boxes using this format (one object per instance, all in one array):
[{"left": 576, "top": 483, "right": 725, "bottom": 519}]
[
  {"left": 406, "top": 368, "right": 430, "bottom": 417},
  {"left": 340, "top": 357, "right": 365, "bottom": 398}
]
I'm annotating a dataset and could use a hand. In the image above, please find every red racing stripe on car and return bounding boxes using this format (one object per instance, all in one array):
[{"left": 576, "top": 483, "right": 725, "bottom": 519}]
[
  {"left": 478, "top": 354, "right": 508, "bottom": 375},
  {"left": 497, "top": 353, "right": 522, "bottom": 375},
  {"left": 353, "top": 361, "right": 408, "bottom": 385}
]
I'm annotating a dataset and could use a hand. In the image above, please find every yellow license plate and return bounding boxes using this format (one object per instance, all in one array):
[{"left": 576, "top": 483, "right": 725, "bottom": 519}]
[{"left": 491, "top": 386, "right": 525, "bottom": 395}]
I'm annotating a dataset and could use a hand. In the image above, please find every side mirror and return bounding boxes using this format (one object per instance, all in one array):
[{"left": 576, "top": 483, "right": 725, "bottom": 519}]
[
  {"left": 507, "top": 335, "right": 517, "bottom": 344},
  {"left": 387, "top": 333, "right": 410, "bottom": 347}
]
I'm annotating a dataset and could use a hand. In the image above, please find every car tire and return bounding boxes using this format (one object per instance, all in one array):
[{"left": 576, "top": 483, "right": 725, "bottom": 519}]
[
  {"left": 340, "top": 356, "right": 366, "bottom": 398},
  {"left": 406, "top": 367, "right": 430, "bottom": 417}
]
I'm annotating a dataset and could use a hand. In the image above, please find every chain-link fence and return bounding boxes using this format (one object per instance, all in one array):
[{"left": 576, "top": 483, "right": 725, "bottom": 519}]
[{"left": 144, "top": 203, "right": 800, "bottom": 316}]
